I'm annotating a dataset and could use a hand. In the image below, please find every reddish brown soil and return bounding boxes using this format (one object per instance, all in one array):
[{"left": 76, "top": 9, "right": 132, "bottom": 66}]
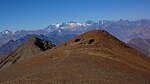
[{"left": 0, "top": 30, "right": 150, "bottom": 84}]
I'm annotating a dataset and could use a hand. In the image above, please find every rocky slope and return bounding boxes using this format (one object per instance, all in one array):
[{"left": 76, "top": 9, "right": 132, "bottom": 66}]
[
  {"left": 0, "top": 34, "right": 55, "bottom": 56},
  {"left": 0, "top": 30, "right": 150, "bottom": 84},
  {"left": 0, "top": 37, "right": 55, "bottom": 70}
]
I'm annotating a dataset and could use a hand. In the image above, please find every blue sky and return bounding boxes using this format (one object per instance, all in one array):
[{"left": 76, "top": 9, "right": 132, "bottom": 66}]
[{"left": 0, "top": 0, "right": 150, "bottom": 31}]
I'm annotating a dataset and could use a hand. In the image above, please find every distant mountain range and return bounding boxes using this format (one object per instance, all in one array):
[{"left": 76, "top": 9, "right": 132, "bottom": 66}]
[
  {"left": 127, "top": 38, "right": 150, "bottom": 56},
  {"left": 0, "top": 19, "right": 150, "bottom": 56}
]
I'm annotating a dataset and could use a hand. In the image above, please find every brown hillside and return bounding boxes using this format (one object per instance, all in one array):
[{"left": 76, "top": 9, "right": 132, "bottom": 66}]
[
  {"left": 0, "top": 30, "right": 150, "bottom": 84},
  {"left": 0, "top": 37, "right": 55, "bottom": 70}
]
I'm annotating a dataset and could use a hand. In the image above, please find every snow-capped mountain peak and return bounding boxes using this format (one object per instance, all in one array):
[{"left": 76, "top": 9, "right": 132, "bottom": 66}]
[
  {"left": 0, "top": 30, "right": 12, "bottom": 35},
  {"left": 65, "top": 21, "right": 91, "bottom": 28},
  {"left": 54, "top": 23, "right": 62, "bottom": 28},
  {"left": 46, "top": 21, "right": 91, "bottom": 31}
]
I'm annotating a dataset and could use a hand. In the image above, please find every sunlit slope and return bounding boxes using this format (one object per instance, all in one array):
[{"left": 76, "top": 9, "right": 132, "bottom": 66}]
[{"left": 0, "top": 30, "right": 150, "bottom": 84}]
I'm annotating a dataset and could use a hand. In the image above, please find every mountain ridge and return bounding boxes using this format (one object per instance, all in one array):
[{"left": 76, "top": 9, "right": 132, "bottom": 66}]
[
  {"left": 0, "top": 34, "right": 55, "bottom": 56},
  {"left": 0, "top": 30, "right": 150, "bottom": 83},
  {"left": 0, "top": 36, "right": 55, "bottom": 70},
  {"left": 1, "top": 19, "right": 150, "bottom": 58}
]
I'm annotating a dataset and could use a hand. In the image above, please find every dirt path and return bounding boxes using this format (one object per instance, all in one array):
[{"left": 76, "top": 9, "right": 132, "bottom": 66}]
[{"left": 2, "top": 50, "right": 70, "bottom": 84}]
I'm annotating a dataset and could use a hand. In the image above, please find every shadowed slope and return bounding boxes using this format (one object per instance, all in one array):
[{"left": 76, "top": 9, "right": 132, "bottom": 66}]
[
  {"left": 0, "top": 30, "right": 150, "bottom": 84},
  {"left": 0, "top": 37, "right": 55, "bottom": 70}
]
